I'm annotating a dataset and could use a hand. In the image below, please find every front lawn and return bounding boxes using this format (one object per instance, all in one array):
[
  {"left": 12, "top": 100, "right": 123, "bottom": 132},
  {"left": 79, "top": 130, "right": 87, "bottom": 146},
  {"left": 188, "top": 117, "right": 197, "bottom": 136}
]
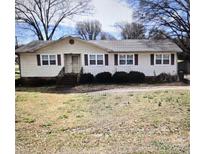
[{"left": 16, "top": 87, "right": 189, "bottom": 153}]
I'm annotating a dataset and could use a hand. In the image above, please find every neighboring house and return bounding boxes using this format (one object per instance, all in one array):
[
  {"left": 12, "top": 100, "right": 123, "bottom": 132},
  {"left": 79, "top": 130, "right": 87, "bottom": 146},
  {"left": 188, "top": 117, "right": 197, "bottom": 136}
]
[{"left": 15, "top": 36, "right": 182, "bottom": 78}]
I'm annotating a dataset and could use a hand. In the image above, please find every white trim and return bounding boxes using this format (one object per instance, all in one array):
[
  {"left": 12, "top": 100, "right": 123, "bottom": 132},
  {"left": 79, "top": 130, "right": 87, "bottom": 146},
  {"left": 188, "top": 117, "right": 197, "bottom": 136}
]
[
  {"left": 162, "top": 54, "right": 170, "bottom": 64},
  {"left": 154, "top": 53, "right": 171, "bottom": 66},
  {"left": 118, "top": 53, "right": 135, "bottom": 65},
  {"left": 41, "top": 54, "right": 57, "bottom": 66},
  {"left": 88, "top": 54, "right": 105, "bottom": 66}
]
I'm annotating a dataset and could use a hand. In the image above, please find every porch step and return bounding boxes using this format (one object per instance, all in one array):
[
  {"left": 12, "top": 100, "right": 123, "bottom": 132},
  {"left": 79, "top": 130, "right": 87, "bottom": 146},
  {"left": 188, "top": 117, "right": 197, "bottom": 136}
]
[{"left": 56, "top": 73, "right": 78, "bottom": 87}]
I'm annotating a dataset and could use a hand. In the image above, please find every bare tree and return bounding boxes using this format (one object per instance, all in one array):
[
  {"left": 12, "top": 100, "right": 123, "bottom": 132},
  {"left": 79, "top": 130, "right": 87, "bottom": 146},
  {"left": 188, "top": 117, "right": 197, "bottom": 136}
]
[
  {"left": 115, "top": 22, "right": 146, "bottom": 39},
  {"left": 76, "top": 20, "right": 102, "bottom": 40},
  {"left": 15, "top": 0, "right": 93, "bottom": 40},
  {"left": 124, "top": 0, "right": 190, "bottom": 60},
  {"left": 100, "top": 32, "right": 116, "bottom": 40},
  {"left": 148, "top": 28, "right": 167, "bottom": 40}
]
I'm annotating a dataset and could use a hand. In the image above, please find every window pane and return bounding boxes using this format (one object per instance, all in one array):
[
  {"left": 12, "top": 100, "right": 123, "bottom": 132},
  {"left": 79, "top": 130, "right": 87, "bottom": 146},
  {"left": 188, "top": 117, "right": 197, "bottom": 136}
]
[
  {"left": 156, "top": 54, "right": 162, "bottom": 64},
  {"left": 89, "top": 55, "right": 96, "bottom": 65},
  {"left": 42, "top": 55, "right": 48, "bottom": 65},
  {"left": 42, "top": 55, "right": 48, "bottom": 60},
  {"left": 119, "top": 55, "right": 126, "bottom": 65},
  {"left": 49, "top": 55, "right": 56, "bottom": 60},
  {"left": 90, "top": 55, "right": 95, "bottom": 60},
  {"left": 127, "top": 55, "right": 133, "bottom": 65},
  {"left": 97, "top": 55, "right": 103, "bottom": 65},
  {"left": 42, "top": 60, "right": 49, "bottom": 65},
  {"left": 49, "top": 55, "right": 56, "bottom": 65},
  {"left": 50, "top": 60, "right": 56, "bottom": 65},
  {"left": 163, "top": 54, "right": 169, "bottom": 64}
]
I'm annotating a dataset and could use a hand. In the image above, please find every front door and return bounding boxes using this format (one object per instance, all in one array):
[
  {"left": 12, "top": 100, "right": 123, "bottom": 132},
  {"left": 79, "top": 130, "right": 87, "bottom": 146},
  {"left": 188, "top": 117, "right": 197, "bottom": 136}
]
[{"left": 72, "top": 55, "right": 80, "bottom": 73}]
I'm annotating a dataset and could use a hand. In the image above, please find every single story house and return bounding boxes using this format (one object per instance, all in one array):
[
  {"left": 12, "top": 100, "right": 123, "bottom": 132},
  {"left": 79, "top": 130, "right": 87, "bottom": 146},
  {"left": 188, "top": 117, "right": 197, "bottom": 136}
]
[{"left": 15, "top": 36, "right": 182, "bottom": 78}]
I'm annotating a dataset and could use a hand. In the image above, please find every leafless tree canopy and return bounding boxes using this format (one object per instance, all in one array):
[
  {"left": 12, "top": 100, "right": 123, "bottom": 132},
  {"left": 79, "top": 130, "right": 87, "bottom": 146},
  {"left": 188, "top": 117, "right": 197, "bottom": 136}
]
[
  {"left": 100, "top": 32, "right": 116, "bottom": 40},
  {"left": 124, "top": 0, "right": 190, "bottom": 59},
  {"left": 76, "top": 20, "right": 102, "bottom": 40},
  {"left": 15, "top": 0, "right": 93, "bottom": 40},
  {"left": 148, "top": 28, "right": 167, "bottom": 40},
  {"left": 115, "top": 22, "right": 146, "bottom": 39}
]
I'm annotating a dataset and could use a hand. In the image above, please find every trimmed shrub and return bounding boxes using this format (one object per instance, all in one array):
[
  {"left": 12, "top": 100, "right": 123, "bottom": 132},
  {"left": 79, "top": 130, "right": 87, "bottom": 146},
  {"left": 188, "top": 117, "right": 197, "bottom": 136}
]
[
  {"left": 156, "top": 73, "right": 177, "bottom": 83},
  {"left": 128, "top": 71, "right": 145, "bottom": 83},
  {"left": 112, "top": 71, "right": 129, "bottom": 83},
  {"left": 79, "top": 73, "right": 94, "bottom": 84},
  {"left": 95, "top": 72, "right": 112, "bottom": 83}
]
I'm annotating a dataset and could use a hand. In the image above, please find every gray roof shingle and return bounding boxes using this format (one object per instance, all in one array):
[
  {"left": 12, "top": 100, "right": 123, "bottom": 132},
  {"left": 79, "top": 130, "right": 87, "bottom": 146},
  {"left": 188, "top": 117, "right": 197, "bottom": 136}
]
[
  {"left": 15, "top": 37, "right": 182, "bottom": 53},
  {"left": 88, "top": 39, "right": 182, "bottom": 52},
  {"left": 15, "top": 40, "right": 52, "bottom": 53}
]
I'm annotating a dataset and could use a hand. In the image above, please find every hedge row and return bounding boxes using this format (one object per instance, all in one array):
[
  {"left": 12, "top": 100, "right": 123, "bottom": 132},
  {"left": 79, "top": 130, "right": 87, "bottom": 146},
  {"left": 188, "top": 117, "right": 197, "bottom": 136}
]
[
  {"left": 79, "top": 71, "right": 178, "bottom": 84},
  {"left": 16, "top": 72, "right": 178, "bottom": 87},
  {"left": 80, "top": 71, "right": 146, "bottom": 84}
]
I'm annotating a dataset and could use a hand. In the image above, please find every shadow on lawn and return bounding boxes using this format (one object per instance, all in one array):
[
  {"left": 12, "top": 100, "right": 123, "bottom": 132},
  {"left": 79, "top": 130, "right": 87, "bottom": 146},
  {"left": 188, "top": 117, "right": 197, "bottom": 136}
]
[
  {"left": 15, "top": 82, "right": 189, "bottom": 94},
  {"left": 15, "top": 83, "right": 125, "bottom": 94}
]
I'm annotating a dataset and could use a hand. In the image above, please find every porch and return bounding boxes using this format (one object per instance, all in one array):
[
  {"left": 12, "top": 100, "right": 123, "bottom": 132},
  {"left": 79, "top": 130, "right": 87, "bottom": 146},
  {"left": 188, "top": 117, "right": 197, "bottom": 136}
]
[{"left": 64, "top": 54, "right": 81, "bottom": 74}]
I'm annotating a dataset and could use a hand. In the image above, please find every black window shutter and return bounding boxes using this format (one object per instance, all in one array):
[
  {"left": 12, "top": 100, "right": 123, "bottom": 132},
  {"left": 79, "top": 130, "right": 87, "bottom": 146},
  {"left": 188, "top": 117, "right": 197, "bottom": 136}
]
[
  {"left": 150, "top": 54, "right": 154, "bottom": 65},
  {"left": 37, "top": 54, "right": 41, "bottom": 66},
  {"left": 134, "top": 54, "right": 138, "bottom": 65},
  {"left": 105, "top": 54, "right": 109, "bottom": 65},
  {"left": 57, "top": 54, "right": 61, "bottom": 66},
  {"left": 114, "top": 54, "right": 118, "bottom": 65},
  {"left": 171, "top": 54, "right": 175, "bottom": 65},
  {"left": 84, "top": 54, "right": 88, "bottom": 66}
]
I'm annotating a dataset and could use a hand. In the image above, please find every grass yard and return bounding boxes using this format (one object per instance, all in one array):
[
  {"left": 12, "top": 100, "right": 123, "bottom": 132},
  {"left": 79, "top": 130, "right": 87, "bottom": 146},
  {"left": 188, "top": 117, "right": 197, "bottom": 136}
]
[{"left": 16, "top": 87, "right": 189, "bottom": 154}]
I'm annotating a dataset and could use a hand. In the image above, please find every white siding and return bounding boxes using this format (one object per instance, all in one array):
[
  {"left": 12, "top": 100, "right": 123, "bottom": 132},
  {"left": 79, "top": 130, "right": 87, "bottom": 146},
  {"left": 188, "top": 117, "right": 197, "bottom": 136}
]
[
  {"left": 20, "top": 38, "right": 178, "bottom": 77},
  {"left": 83, "top": 53, "right": 177, "bottom": 76},
  {"left": 20, "top": 39, "right": 106, "bottom": 77},
  {"left": 20, "top": 53, "right": 63, "bottom": 77}
]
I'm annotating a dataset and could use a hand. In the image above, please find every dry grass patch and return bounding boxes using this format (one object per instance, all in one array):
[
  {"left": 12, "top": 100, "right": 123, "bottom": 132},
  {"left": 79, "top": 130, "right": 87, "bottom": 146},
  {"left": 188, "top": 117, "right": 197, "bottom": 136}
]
[{"left": 16, "top": 88, "right": 189, "bottom": 154}]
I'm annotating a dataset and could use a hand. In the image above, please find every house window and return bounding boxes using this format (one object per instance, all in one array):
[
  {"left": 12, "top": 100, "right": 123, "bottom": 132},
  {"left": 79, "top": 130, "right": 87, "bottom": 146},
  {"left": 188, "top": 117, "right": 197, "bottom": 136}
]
[
  {"left": 49, "top": 55, "right": 56, "bottom": 65},
  {"left": 163, "top": 54, "right": 170, "bottom": 64},
  {"left": 127, "top": 55, "right": 133, "bottom": 65},
  {"left": 119, "top": 55, "right": 126, "bottom": 65},
  {"left": 156, "top": 54, "right": 162, "bottom": 64},
  {"left": 42, "top": 55, "right": 49, "bottom": 65},
  {"left": 41, "top": 54, "right": 57, "bottom": 65},
  {"left": 97, "top": 55, "right": 103, "bottom": 65},
  {"left": 89, "top": 55, "right": 96, "bottom": 65}
]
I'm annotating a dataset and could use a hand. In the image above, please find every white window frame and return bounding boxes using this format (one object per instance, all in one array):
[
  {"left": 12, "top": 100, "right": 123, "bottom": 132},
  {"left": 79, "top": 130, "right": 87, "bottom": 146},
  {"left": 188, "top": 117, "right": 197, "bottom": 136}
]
[
  {"left": 155, "top": 54, "right": 162, "bottom": 65},
  {"left": 119, "top": 54, "right": 126, "bottom": 65},
  {"left": 97, "top": 55, "right": 104, "bottom": 65},
  {"left": 89, "top": 54, "right": 96, "bottom": 65},
  {"left": 119, "top": 54, "right": 134, "bottom": 65},
  {"left": 89, "top": 54, "right": 104, "bottom": 66},
  {"left": 41, "top": 54, "right": 57, "bottom": 66},
  {"left": 162, "top": 54, "right": 170, "bottom": 64},
  {"left": 127, "top": 54, "right": 134, "bottom": 65},
  {"left": 155, "top": 53, "right": 170, "bottom": 65}
]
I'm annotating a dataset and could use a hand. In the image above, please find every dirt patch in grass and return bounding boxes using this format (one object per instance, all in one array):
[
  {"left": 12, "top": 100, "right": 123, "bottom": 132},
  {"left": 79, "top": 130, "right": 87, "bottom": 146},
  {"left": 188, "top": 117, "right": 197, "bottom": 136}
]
[{"left": 16, "top": 88, "right": 189, "bottom": 154}]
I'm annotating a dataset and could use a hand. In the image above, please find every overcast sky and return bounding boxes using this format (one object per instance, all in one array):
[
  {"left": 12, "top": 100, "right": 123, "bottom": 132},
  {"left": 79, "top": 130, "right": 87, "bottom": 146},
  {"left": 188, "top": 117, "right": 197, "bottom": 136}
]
[
  {"left": 16, "top": 0, "right": 133, "bottom": 44},
  {"left": 70, "top": 0, "right": 133, "bottom": 32}
]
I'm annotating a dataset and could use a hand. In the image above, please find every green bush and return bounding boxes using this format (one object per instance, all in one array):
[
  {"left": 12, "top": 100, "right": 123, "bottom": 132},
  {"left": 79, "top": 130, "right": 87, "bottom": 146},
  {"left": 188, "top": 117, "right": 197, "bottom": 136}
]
[
  {"left": 112, "top": 72, "right": 129, "bottom": 83},
  {"left": 128, "top": 71, "right": 145, "bottom": 83},
  {"left": 79, "top": 73, "right": 94, "bottom": 84},
  {"left": 95, "top": 72, "right": 112, "bottom": 83}
]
